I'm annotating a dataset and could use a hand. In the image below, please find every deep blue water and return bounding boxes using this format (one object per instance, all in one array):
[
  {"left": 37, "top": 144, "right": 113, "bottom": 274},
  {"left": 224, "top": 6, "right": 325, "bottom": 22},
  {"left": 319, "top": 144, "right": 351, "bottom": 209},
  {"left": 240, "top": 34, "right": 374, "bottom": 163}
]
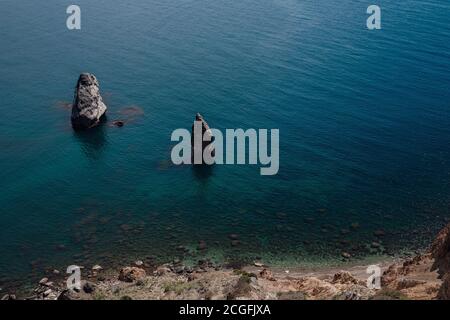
[{"left": 1, "top": 0, "right": 450, "bottom": 290}]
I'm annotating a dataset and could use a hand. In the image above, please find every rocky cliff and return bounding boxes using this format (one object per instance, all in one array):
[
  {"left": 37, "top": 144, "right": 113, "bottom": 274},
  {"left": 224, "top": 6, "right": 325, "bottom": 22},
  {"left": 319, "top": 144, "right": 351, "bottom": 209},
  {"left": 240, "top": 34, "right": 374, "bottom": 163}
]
[{"left": 7, "top": 223, "right": 450, "bottom": 300}]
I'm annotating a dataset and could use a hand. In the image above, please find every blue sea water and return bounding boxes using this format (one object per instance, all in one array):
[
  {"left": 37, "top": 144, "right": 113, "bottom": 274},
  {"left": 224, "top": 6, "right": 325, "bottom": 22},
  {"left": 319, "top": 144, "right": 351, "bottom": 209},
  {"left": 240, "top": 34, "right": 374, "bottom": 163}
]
[{"left": 1, "top": 0, "right": 450, "bottom": 290}]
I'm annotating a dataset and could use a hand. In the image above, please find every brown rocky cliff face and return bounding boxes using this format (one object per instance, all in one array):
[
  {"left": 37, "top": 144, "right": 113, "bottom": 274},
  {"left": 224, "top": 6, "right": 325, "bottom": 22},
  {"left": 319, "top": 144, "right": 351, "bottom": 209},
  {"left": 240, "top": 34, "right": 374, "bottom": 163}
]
[
  {"left": 430, "top": 223, "right": 450, "bottom": 299},
  {"left": 379, "top": 223, "right": 450, "bottom": 300},
  {"left": 431, "top": 223, "right": 450, "bottom": 277}
]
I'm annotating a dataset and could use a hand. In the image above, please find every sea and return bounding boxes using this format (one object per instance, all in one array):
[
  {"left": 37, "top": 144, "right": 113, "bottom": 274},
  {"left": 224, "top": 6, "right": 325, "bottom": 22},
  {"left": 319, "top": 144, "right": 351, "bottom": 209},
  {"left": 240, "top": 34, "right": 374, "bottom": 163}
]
[{"left": 0, "top": 0, "right": 449, "bottom": 291}]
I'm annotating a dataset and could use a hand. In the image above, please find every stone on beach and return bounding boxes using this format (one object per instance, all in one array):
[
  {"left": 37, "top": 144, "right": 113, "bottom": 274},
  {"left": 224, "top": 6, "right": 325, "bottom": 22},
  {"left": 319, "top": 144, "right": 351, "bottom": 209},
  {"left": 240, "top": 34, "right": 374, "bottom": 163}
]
[
  {"left": 71, "top": 73, "right": 107, "bottom": 129},
  {"left": 350, "top": 222, "right": 360, "bottom": 230},
  {"left": 1, "top": 294, "right": 16, "bottom": 300},
  {"left": 259, "top": 268, "right": 276, "bottom": 281},
  {"left": 341, "top": 252, "right": 351, "bottom": 259},
  {"left": 82, "top": 281, "right": 96, "bottom": 294},
  {"left": 118, "top": 267, "right": 146, "bottom": 282},
  {"left": 134, "top": 260, "right": 144, "bottom": 267},
  {"left": 92, "top": 265, "right": 103, "bottom": 272},
  {"left": 332, "top": 271, "right": 358, "bottom": 285}
]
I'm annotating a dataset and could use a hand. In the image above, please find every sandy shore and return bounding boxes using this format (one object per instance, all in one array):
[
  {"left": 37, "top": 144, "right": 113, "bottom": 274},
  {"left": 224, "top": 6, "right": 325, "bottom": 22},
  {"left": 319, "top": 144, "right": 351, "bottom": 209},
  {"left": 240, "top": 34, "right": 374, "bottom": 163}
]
[
  {"left": 0, "top": 253, "right": 437, "bottom": 300},
  {"left": 4, "top": 223, "right": 450, "bottom": 301}
]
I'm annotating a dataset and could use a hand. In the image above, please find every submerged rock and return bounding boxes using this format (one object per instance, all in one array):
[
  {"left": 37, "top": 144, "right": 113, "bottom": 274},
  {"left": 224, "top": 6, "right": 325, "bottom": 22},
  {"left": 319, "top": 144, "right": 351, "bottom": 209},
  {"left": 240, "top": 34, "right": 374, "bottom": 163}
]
[
  {"left": 228, "top": 234, "right": 239, "bottom": 240},
  {"left": 71, "top": 73, "right": 107, "bottom": 129},
  {"left": 197, "top": 240, "right": 207, "bottom": 251},
  {"left": 112, "top": 120, "right": 125, "bottom": 127},
  {"left": 341, "top": 252, "right": 351, "bottom": 259}
]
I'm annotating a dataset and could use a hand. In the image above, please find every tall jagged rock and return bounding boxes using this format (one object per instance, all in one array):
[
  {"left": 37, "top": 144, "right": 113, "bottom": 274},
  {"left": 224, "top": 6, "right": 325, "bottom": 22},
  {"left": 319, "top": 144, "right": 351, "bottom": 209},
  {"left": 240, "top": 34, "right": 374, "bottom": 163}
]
[
  {"left": 191, "top": 113, "right": 215, "bottom": 164},
  {"left": 71, "top": 73, "right": 107, "bottom": 129}
]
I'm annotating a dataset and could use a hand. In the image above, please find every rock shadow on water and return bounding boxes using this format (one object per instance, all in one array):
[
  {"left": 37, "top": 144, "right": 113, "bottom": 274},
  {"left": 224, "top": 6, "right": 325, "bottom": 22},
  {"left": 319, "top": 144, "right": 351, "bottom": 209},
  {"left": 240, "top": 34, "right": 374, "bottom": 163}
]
[
  {"left": 192, "top": 164, "right": 214, "bottom": 181},
  {"left": 73, "top": 123, "right": 108, "bottom": 160}
]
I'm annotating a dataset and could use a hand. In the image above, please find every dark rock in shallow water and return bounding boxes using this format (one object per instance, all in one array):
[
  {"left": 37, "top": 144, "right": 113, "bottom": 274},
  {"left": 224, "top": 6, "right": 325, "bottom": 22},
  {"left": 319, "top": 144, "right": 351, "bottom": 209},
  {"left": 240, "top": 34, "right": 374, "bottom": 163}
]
[
  {"left": 231, "top": 240, "right": 240, "bottom": 247},
  {"left": 374, "top": 229, "right": 386, "bottom": 237},
  {"left": 71, "top": 73, "right": 107, "bottom": 130},
  {"left": 112, "top": 120, "right": 125, "bottom": 127},
  {"left": 197, "top": 240, "right": 207, "bottom": 251}
]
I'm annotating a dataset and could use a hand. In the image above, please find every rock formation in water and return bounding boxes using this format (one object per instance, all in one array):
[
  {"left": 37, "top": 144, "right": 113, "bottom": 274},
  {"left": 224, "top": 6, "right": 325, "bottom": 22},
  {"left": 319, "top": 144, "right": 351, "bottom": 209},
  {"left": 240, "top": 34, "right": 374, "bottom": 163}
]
[
  {"left": 71, "top": 73, "right": 107, "bottom": 129},
  {"left": 191, "top": 113, "right": 215, "bottom": 164}
]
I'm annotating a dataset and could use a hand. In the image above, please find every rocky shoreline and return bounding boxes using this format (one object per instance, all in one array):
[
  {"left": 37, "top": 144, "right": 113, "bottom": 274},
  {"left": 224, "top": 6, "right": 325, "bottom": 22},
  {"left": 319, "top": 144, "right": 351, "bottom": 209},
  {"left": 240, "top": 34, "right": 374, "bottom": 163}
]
[{"left": 2, "top": 223, "right": 450, "bottom": 300}]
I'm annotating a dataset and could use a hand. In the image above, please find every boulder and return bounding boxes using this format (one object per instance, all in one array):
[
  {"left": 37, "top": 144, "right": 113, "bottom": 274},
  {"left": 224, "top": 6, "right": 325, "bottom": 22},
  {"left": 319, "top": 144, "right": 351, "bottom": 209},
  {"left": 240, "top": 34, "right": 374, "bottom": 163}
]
[
  {"left": 1, "top": 294, "right": 16, "bottom": 300},
  {"left": 82, "top": 281, "right": 96, "bottom": 294},
  {"left": 57, "top": 289, "right": 80, "bottom": 300},
  {"left": 134, "top": 260, "right": 144, "bottom": 267},
  {"left": 118, "top": 267, "right": 146, "bottom": 282},
  {"left": 71, "top": 73, "right": 107, "bottom": 129},
  {"left": 92, "top": 265, "right": 103, "bottom": 272},
  {"left": 259, "top": 268, "right": 276, "bottom": 281},
  {"left": 332, "top": 271, "right": 358, "bottom": 285}
]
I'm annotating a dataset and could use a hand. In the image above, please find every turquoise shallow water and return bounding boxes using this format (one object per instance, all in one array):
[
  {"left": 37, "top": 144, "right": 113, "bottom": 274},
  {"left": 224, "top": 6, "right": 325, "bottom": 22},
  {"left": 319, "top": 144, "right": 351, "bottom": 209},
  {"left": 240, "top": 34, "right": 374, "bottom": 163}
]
[{"left": 1, "top": 0, "right": 450, "bottom": 290}]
